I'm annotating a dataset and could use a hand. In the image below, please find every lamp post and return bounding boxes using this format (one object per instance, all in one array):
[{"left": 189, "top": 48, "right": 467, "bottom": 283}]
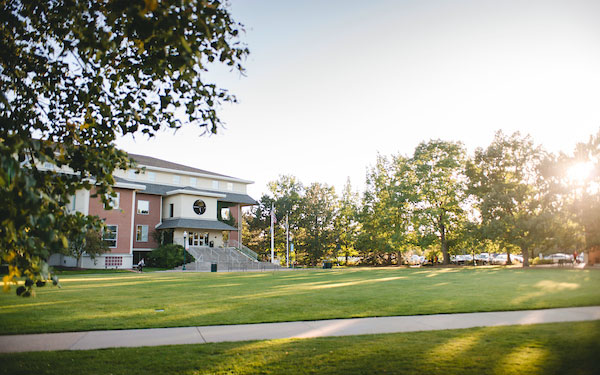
[{"left": 183, "top": 231, "right": 188, "bottom": 271}]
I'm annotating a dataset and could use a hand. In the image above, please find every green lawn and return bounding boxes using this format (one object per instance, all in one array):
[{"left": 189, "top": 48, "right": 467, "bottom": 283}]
[
  {"left": 1, "top": 267, "right": 599, "bottom": 335},
  {"left": 1, "top": 321, "right": 598, "bottom": 375}
]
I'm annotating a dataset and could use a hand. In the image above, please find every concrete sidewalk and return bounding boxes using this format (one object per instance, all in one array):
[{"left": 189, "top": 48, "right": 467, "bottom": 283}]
[{"left": 1, "top": 306, "right": 599, "bottom": 353}]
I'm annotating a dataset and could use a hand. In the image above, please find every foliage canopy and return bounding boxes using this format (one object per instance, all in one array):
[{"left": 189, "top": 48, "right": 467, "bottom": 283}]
[{"left": 0, "top": 0, "right": 248, "bottom": 295}]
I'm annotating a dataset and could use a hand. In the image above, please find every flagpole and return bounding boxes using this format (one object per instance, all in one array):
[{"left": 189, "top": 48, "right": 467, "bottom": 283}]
[
  {"left": 286, "top": 213, "right": 289, "bottom": 268},
  {"left": 270, "top": 203, "right": 275, "bottom": 264}
]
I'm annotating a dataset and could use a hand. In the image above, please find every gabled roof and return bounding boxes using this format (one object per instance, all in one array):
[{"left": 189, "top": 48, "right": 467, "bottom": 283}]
[
  {"left": 157, "top": 218, "right": 237, "bottom": 231},
  {"left": 128, "top": 153, "right": 234, "bottom": 179}
]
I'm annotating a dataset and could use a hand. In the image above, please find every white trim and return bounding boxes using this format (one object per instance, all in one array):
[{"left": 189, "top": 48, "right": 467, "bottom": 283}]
[
  {"left": 165, "top": 189, "right": 226, "bottom": 198},
  {"left": 139, "top": 165, "right": 254, "bottom": 184},
  {"left": 157, "top": 196, "right": 163, "bottom": 228},
  {"left": 130, "top": 190, "right": 136, "bottom": 254},
  {"left": 115, "top": 181, "right": 146, "bottom": 190}
]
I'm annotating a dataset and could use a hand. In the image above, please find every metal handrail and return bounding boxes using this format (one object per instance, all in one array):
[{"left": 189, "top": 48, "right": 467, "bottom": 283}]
[{"left": 224, "top": 240, "right": 258, "bottom": 261}]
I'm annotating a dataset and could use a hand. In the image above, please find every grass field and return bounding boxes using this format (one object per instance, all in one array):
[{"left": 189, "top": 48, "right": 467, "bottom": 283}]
[
  {"left": 1, "top": 267, "right": 599, "bottom": 335},
  {"left": 1, "top": 320, "right": 598, "bottom": 374}
]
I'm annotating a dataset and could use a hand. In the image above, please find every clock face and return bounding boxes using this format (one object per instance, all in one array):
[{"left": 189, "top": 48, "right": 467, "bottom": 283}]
[{"left": 193, "top": 200, "right": 206, "bottom": 215}]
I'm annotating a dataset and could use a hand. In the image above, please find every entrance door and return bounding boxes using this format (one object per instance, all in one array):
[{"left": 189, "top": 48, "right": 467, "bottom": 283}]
[{"left": 188, "top": 232, "right": 208, "bottom": 246}]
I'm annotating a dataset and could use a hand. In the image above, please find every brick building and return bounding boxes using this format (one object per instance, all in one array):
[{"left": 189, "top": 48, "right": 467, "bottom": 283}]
[{"left": 48, "top": 153, "right": 256, "bottom": 269}]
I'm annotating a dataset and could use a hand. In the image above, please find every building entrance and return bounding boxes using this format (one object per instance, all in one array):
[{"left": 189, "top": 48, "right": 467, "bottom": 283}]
[{"left": 188, "top": 232, "right": 209, "bottom": 246}]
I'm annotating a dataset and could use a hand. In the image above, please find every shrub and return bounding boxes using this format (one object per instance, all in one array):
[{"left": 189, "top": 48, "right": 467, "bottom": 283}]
[
  {"left": 146, "top": 245, "right": 193, "bottom": 269},
  {"left": 532, "top": 257, "right": 555, "bottom": 265}
]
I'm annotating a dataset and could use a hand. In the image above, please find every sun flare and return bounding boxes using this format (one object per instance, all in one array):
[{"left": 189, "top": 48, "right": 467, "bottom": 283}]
[{"left": 567, "top": 162, "right": 594, "bottom": 183}]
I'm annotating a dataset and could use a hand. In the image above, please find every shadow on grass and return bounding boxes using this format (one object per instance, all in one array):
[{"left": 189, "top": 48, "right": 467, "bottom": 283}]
[{"left": 1, "top": 321, "right": 598, "bottom": 375}]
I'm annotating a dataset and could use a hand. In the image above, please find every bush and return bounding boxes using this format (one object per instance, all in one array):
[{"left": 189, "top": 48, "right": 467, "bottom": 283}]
[
  {"left": 532, "top": 257, "right": 555, "bottom": 265},
  {"left": 146, "top": 245, "right": 193, "bottom": 269}
]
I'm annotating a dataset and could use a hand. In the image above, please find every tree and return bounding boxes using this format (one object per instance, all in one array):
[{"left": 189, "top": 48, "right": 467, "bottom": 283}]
[
  {"left": 67, "top": 219, "right": 110, "bottom": 268},
  {"left": 334, "top": 178, "right": 359, "bottom": 265},
  {"left": 358, "top": 154, "right": 417, "bottom": 265},
  {"left": 298, "top": 183, "right": 338, "bottom": 265},
  {"left": 466, "top": 131, "right": 545, "bottom": 267},
  {"left": 1, "top": 0, "right": 248, "bottom": 295},
  {"left": 569, "top": 131, "right": 600, "bottom": 253},
  {"left": 411, "top": 140, "right": 467, "bottom": 264}
]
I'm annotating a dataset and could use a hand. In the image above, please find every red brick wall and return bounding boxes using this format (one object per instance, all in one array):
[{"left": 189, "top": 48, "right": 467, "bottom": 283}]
[
  {"left": 89, "top": 188, "right": 134, "bottom": 254},
  {"left": 133, "top": 193, "right": 162, "bottom": 249},
  {"left": 588, "top": 247, "right": 600, "bottom": 265}
]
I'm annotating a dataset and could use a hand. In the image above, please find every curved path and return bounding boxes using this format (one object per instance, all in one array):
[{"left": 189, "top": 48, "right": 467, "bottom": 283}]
[{"left": 1, "top": 306, "right": 599, "bottom": 353}]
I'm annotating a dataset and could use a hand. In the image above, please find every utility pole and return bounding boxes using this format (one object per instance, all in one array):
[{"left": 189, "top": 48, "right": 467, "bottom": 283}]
[{"left": 286, "top": 213, "right": 289, "bottom": 268}]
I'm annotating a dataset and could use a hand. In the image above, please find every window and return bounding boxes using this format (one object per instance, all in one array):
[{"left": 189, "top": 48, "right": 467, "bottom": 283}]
[
  {"left": 103, "top": 225, "right": 118, "bottom": 248},
  {"left": 169, "top": 203, "right": 174, "bottom": 218},
  {"left": 188, "top": 232, "right": 209, "bottom": 246},
  {"left": 105, "top": 256, "right": 123, "bottom": 267},
  {"left": 137, "top": 200, "right": 149, "bottom": 214},
  {"left": 227, "top": 182, "right": 233, "bottom": 191},
  {"left": 105, "top": 192, "right": 120, "bottom": 209},
  {"left": 173, "top": 175, "right": 181, "bottom": 184},
  {"left": 189, "top": 177, "right": 197, "bottom": 187},
  {"left": 212, "top": 180, "right": 219, "bottom": 189},
  {"left": 136, "top": 225, "right": 148, "bottom": 242},
  {"left": 128, "top": 170, "right": 136, "bottom": 179},
  {"left": 70, "top": 194, "right": 76, "bottom": 212},
  {"left": 147, "top": 172, "right": 156, "bottom": 182},
  {"left": 193, "top": 200, "right": 206, "bottom": 215},
  {"left": 221, "top": 208, "right": 230, "bottom": 220}
]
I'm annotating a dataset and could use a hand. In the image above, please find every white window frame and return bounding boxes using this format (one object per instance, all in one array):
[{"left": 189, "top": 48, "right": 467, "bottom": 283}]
[
  {"left": 136, "top": 225, "right": 148, "bottom": 242},
  {"left": 128, "top": 170, "right": 136, "bottom": 179},
  {"left": 212, "top": 180, "right": 219, "bottom": 189},
  {"left": 221, "top": 207, "right": 230, "bottom": 220},
  {"left": 70, "top": 194, "right": 76, "bottom": 212},
  {"left": 227, "top": 182, "right": 233, "bottom": 191},
  {"left": 173, "top": 175, "right": 181, "bottom": 184},
  {"left": 137, "top": 200, "right": 149, "bottom": 215},
  {"left": 105, "top": 192, "right": 120, "bottom": 210},
  {"left": 103, "top": 225, "right": 118, "bottom": 248},
  {"left": 189, "top": 177, "right": 197, "bottom": 186},
  {"left": 147, "top": 171, "right": 156, "bottom": 182}
]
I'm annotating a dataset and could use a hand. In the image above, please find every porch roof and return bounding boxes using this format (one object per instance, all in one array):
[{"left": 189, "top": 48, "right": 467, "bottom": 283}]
[{"left": 156, "top": 218, "right": 237, "bottom": 231}]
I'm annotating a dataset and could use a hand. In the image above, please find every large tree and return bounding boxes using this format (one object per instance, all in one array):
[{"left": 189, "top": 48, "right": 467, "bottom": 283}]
[
  {"left": 466, "top": 131, "right": 545, "bottom": 267},
  {"left": 411, "top": 140, "right": 467, "bottom": 264},
  {"left": 298, "top": 183, "right": 338, "bottom": 265},
  {"left": 569, "top": 131, "right": 600, "bottom": 253},
  {"left": 1, "top": 0, "right": 248, "bottom": 295},
  {"left": 333, "top": 178, "right": 359, "bottom": 265},
  {"left": 358, "top": 154, "right": 417, "bottom": 265}
]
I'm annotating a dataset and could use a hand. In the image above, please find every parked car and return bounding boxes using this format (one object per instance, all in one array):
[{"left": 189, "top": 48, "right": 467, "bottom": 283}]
[
  {"left": 474, "top": 253, "right": 490, "bottom": 264},
  {"left": 544, "top": 253, "right": 573, "bottom": 263},
  {"left": 491, "top": 254, "right": 507, "bottom": 265}
]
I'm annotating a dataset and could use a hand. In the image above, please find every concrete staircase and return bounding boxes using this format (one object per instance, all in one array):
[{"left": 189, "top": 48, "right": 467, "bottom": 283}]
[{"left": 175, "top": 246, "right": 283, "bottom": 272}]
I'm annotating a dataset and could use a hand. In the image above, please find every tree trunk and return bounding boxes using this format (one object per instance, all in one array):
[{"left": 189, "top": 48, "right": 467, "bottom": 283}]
[
  {"left": 506, "top": 251, "right": 512, "bottom": 265},
  {"left": 440, "top": 222, "right": 450, "bottom": 264},
  {"left": 396, "top": 251, "right": 402, "bottom": 266},
  {"left": 522, "top": 247, "right": 530, "bottom": 267}
]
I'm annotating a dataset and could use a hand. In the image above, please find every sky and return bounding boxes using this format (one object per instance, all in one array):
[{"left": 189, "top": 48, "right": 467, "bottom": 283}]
[{"left": 116, "top": 0, "right": 600, "bottom": 199}]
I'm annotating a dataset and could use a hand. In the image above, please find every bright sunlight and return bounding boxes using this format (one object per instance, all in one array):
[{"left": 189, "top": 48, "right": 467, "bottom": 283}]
[{"left": 567, "top": 162, "right": 594, "bottom": 184}]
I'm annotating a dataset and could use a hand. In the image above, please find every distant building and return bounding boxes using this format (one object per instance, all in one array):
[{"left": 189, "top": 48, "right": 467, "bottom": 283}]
[{"left": 49, "top": 153, "right": 256, "bottom": 269}]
